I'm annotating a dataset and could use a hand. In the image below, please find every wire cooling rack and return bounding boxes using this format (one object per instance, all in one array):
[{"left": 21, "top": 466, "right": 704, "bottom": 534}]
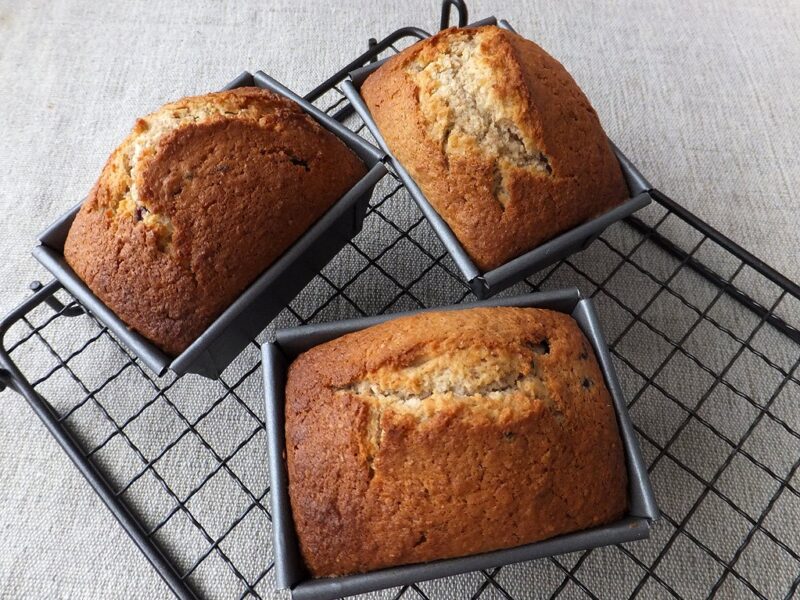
[{"left": 2, "top": 3, "right": 800, "bottom": 599}]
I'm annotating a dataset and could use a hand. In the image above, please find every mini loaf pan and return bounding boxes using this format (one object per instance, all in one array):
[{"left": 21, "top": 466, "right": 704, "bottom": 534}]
[
  {"left": 262, "top": 287, "right": 660, "bottom": 600},
  {"left": 32, "top": 71, "right": 387, "bottom": 379},
  {"left": 341, "top": 17, "right": 652, "bottom": 299}
]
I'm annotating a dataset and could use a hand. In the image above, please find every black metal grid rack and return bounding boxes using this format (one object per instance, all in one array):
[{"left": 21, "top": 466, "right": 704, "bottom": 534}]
[{"left": 2, "top": 3, "right": 800, "bottom": 599}]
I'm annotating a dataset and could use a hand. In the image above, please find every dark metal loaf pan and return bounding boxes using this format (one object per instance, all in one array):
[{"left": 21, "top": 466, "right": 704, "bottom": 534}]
[
  {"left": 32, "top": 71, "right": 387, "bottom": 378},
  {"left": 341, "top": 16, "right": 652, "bottom": 299},
  {"left": 262, "top": 288, "right": 660, "bottom": 600}
]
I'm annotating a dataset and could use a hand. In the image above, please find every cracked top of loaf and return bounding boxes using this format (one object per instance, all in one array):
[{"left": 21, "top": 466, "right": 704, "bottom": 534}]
[
  {"left": 64, "top": 87, "right": 366, "bottom": 355},
  {"left": 361, "top": 25, "right": 628, "bottom": 271},
  {"left": 285, "top": 306, "right": 628, "bottom": 577}
]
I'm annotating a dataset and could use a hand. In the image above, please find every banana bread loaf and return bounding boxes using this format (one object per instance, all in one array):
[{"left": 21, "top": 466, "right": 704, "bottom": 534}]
[
  {"left": 361, "top": 26, "right": 628, "bottom": 271},
  {"left": 285, "top": 306, "right": 628, "bottom": 577},
  {"left": 64, "top": 87, "right": 366, "bottom": 355}
]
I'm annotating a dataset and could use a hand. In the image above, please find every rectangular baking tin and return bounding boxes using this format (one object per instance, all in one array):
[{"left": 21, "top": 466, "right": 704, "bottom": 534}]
[
  {"left": 263, "top": 288, "right": 660, "bottom": 600},
  {"left": 341, "top": 16, "right": 652, "bottom": 299},
  {"left": 32, "top": 71, "right": 387, "bottom": 378}
]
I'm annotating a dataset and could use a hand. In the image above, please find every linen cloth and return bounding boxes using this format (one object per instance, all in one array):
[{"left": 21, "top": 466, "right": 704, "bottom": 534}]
[{"left": 0, "top": 1, "right": 798, "bottom": 598}]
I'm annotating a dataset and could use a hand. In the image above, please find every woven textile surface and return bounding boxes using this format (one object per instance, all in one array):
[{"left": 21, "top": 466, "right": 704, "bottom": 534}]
[{"left": 0, "top": 1, "right": 798, "bottom": 598}]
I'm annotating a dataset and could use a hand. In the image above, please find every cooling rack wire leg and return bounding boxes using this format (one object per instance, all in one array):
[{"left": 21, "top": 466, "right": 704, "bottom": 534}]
[
  {"left": 440, "top": 0, "right": 469, "bottom": 29},
  {"left": 29, "top": 280, "right": 84, "bottom": 317}
]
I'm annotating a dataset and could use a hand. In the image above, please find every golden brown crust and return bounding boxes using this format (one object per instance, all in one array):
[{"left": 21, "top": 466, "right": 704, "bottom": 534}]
[
  {"left": 64, "top": 87, "right": 366, "bottom": 355},
  {"left": 285, "top": 306, "right": 628, "bottom": 577},
  {"left": 361, "top": 26, "right": 628, "bottom": 271}
]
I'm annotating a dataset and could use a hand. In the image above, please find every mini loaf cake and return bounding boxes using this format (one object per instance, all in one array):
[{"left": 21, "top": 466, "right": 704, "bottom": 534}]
[
  {"left": 64, "top": 87, "right": 366, "bottom": 355},
  {"left": 285, "top": 306, "right": 628, "bottom": 577},
  {"left": 361, "top": 26, "right": 628, "bottom": 271}
]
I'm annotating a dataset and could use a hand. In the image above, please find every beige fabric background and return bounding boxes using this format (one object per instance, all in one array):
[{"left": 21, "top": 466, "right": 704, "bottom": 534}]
[{"left": 0, "top": 0, "right": 798, "bottom": 598}]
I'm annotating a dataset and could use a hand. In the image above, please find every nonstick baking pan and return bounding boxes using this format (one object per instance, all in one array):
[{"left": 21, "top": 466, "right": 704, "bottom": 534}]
[
  {"left": 341, "top": 17, "right": 652, "bottom": 299},
  {"left": 32, "top": 71, "right": 387, "bottom": 378},
  {"left": 262, "top": 288, "right": 659, "bottom": 600}
]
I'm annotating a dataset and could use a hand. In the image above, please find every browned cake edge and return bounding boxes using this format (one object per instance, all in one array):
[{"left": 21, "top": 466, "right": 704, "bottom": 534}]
[
  {"left": 285, "top": 306, "right": 628, "bottom": 577},
  {"left": 64, "top": 87, "right": 366, "bottom": 355},
  {"left": 361, "top": 26, "right": 628, "bottom": 270}
]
